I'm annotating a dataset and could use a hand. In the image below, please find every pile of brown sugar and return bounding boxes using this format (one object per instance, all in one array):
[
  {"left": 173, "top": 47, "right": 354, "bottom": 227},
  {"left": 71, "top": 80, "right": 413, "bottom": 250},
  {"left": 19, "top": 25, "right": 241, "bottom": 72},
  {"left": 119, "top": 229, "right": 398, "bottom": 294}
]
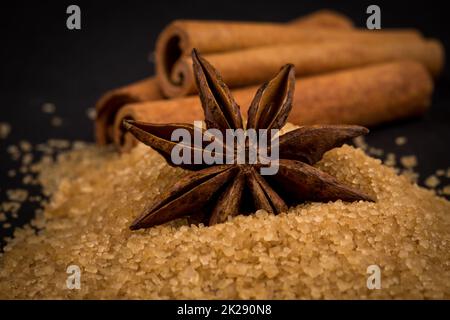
[{"left": 0, "top": 143, "right": 449, "bottom": 299}]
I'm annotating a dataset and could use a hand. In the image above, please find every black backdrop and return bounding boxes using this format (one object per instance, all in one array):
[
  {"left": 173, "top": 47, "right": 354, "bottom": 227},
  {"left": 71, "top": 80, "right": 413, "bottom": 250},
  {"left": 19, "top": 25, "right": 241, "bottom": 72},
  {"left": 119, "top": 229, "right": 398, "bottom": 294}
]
[{"left": 1, "top": 0, "right": 449, "bottom": 248}]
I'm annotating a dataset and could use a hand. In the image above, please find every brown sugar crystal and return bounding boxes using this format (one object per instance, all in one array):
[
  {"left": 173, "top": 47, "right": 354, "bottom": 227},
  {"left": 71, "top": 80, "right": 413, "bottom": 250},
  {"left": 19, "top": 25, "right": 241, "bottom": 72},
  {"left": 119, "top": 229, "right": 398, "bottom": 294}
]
[{"left": 0, "top": 141, "right": 449, "bottom": 299}]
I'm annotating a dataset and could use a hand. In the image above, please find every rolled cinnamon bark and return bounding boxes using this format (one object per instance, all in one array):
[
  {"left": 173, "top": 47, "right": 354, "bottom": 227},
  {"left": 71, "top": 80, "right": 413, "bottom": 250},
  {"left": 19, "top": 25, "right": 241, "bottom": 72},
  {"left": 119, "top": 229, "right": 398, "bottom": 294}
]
[
  {"left": 156, "top": 20, "right": 422, "bottom": 97},
  {"left": 114, "top": 61, "right": 433, "bottom": 152},
  {"left": 165, "top": 39, "right": 443, "bottom": 97},
  {"left": 95, "top": 77, "right": 163, "bottom": 145}
]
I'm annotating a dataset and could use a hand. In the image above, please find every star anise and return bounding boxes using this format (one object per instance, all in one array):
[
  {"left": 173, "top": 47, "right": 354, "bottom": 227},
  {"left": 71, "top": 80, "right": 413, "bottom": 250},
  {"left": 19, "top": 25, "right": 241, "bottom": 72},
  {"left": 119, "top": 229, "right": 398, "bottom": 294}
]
[{"left": 124, "top": 49, "right": 374, "bottom": 230}]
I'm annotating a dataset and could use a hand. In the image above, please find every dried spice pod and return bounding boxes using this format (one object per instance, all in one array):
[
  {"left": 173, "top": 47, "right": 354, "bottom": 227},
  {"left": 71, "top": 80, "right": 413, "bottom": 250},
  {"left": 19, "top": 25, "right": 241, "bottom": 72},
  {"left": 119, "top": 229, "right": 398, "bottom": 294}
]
[
  {"left": 247, "top": 64, "right": 295, "bottom": 131},
  {"left": 131, "top": 165, "right": 237, "bottom": 229},
  {"left": 277, "top": 125, "right": 369, "bottom": 165},
  {"left": 272, "top": 160, "right": 374, "bottom": 203},
  {"left": 209, "top": 172, "right": 246, "bottom": 225},
  {"left": 125, "top": 50, "right": 373, "bottom": 230},
  {"left": 192, "top": 49, "right": 243, "bottom": 131}
]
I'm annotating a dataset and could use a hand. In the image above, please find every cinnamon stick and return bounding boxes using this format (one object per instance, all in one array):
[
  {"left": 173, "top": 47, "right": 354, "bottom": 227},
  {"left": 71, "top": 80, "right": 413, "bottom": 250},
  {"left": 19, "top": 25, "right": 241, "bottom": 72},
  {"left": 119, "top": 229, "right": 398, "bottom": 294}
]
[
  {"left": 95, "top": 77, "right": 163, "bottom": 145},
  {"left": 164, "top": 39, "right": 443, "bottom": 97},
  {"left": 156, "top": 20, "right": 422, "bottom": 97},
  {"left": 114, "top": 61, "right": 433, "bottom": 152}
]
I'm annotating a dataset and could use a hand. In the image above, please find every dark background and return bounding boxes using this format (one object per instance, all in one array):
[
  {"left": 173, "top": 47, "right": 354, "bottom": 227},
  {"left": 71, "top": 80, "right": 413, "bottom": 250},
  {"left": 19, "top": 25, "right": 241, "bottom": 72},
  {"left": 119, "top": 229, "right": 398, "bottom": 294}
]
[{"left": 1, "top": 0, "right": 449, "bottom": 248}]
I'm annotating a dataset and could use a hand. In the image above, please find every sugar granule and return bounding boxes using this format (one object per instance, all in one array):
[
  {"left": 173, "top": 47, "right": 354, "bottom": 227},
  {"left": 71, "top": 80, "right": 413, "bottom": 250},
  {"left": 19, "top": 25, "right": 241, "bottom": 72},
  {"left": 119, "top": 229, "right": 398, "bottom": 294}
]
[
  {"left": 395, "top": 136, "right": 407, "bottom": 146},
  {"left": 0, "top": 122, "right": 11, "bottom": 139},
  {"left": 401, "top": 169, "right": 419, "bottom": 184},
  {"left": 7, "top": 145, "right": 20, "bottom": 160},
  {"left": 1, "top": 201, "right": 21, "bottom": 214},
  {"left": 47, "top": 139, "right": 70, "bottom": 149},
  {"left": 6, "top": 189, "right": 28, "bottom": 202},
  {"left": 425, "top": 175, "right": 440, "bottom": 189},
  {"left": 0, "top": 143, "right": 449, "bottom": 299},
  {"left": 41, "top": 102, "right": 56, "bottom": 114},
  {"left": 86, "top": 108, "right": 96, "bottom": 120},
  {"left": 352, "top": 136, "right": 368, "bottom": 151},
  {"left": 400, "top": 155, "right": 418, "bottom": 169},
  {"left": 442, "top": 185, "right": 450, "bottom": 196},
  {"left": 384, "top": 153, "right": 396, "bottom": 167},
  {"left": 51, "top": 116, "right": 63, "bottom": 127},
  {"left": 19, "top": 140, "right": 32, "bottom": 152},
  {"left": 368, "top": 147, "right": 383, "bottom": 157}
]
